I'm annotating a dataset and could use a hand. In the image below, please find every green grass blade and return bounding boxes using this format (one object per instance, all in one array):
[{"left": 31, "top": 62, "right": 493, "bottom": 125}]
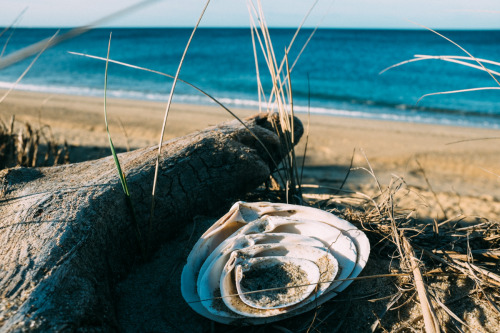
[
  {"left": 104, "top": 33, "right": 129, "bottom": 195},
  {"left": 104, "top": 33, "right": 144, "bottom": 256}
]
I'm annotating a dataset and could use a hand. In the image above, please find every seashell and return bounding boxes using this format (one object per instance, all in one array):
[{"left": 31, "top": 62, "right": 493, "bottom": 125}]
[{"left": 181, "top": 201, "right": 370, "bottom": 325}]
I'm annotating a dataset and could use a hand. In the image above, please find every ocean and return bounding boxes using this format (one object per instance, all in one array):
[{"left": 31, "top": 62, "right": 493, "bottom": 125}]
[{"left": 1, "top": 28, "right": 500, "bottom": 128}]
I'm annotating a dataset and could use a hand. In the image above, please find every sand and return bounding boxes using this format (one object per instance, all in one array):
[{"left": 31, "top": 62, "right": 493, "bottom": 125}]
[
  {"left": 2, "top": 89, "right": 500, "bottom": 331},
  {"left": 3, "top": 89, "right": 500, "bottom": 218}
]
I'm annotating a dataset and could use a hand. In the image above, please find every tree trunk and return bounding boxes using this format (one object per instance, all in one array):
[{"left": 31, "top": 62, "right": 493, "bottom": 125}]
[{"left": 0, "top": 113, "right": 303, "bottom": 332}]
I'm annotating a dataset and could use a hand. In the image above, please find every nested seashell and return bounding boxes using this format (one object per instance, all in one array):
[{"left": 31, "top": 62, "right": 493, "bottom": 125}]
[{"left": 181, "top": 201, "right": 370, "bottom": 325}]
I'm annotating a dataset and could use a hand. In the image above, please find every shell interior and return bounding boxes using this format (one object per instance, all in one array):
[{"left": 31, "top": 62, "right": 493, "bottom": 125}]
[{"left": 235, "top": 257, "right": 320, "bottom": 310}]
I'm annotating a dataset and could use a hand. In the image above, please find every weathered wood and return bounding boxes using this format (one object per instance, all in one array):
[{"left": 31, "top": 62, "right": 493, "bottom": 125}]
[{"left": 0, "top": 113, "right": 303, "bottom": 332}]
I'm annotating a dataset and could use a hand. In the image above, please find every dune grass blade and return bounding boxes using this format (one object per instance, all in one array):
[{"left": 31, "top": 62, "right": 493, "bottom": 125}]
[
  {"left": 446, "top": 137, "right": 500, "bottom": 145},
  {"left": 416, "top": 87, "right": 500, "bottom": 105},
  {"left": 290, "top": 24, "right": 319, "bottom": 73},
  {"left": 415, "top": 54, "right": 500, "bottom": 65},
  {"left": 415, "top": 54, "right": 500, "bottom": 67},
  {"left": 248, "top": 0, "right": 324, "bottom": 202},
  {"left": 416, "top": 55, "right": 500, "bottom": 76},
  {"left": 299, "top": 75, "right": 311, "bottom": 187},
  {"left": 103, "top": 33, "right": 145, "bottom": 257},
  {"left": 380, "top": 55, "right": 500, "bottom": 77},
  {"left": 1, "top": 8, "right": 28, "bottom": 59},
  {"left": 247, "top": 0, "right": 324, "bottom": 192},
  {"left": 403, "top": 237, "right": 441, "bottom": 333},
  {"left": 0, "top": 31, "right": 58, "bottom": 105},
  {"left": 248, "top": 0, "right": 321, "bottom": 110},
  {"left": 0, "top": 7, "right": 27, "bottom": 40},
  {"left": 407, "top": 20, "right": 500, "bottom": 87},
  {"left": 249, "top": 19, "right": 266, "bottom": 114},
  {"left": 104, "top": 35, "right": 126, "bottom": 194},
  {"left": 284, "top": 52, "right": 303, "bottom": 197},
  {"left": 0, "top": 0, "right": 160, "bottom": 70},
  {"left": 379, "top": 57, "right": 429, "bottom": 75},
  {"left": 189, "top": 273, "right": 414, "bottom": 305},
  {"left": 432, "top": 295, "right": 470, "bottom": 331},
  {"left": 381, "top": 21, "right": 500, "bottom": 106},
  {"left": 149, "top": 0, "right": 210, "bottom": 240},
  {"left": 379, "top": 21, "right": 500, "bottom": 109},
  {"left": 289, "top": 0, "right": 335, "bottom": 73},
  {"left": 1, "top": 28, "right": 18, "bottom": 59},
  {"left": 248, "top": 0, "right": 317, "bottom": 80}
]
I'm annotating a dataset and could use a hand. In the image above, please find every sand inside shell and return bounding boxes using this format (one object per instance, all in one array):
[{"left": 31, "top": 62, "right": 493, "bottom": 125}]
[{"left": 239, "top": 262, "right": 311, "bottom": 308}]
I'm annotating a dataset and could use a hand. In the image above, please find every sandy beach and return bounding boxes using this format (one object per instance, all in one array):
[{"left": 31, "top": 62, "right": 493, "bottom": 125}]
[
  {"left": 2, "top": 89, "right": 500, "bottom": 332},
  {"left": 2, "top": 89, "right": 500, "bottom": 220}
]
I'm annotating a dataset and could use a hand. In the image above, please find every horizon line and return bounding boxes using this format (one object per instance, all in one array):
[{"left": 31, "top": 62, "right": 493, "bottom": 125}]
[{"left": 3, "top": 26, "right": 500, "bottom": 31}]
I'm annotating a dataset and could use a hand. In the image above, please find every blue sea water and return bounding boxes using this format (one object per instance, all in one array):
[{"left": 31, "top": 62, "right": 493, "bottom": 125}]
[{"left": 1, "top": 28, "right": 500, "bottom": 128}]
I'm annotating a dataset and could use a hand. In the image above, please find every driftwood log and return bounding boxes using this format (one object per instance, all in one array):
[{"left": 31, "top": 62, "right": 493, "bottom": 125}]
[{"left": 0, "top": 113, "right": 303, "bottom": 332}]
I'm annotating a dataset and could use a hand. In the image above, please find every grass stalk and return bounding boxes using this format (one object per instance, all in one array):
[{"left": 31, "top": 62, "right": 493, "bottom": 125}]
[
  {"left": 248, "top": 0, "right": 321, "bottom": 109},
  {"left": 248, "top": 0, "right": 324, "bottom": 202},
  {"left": 380, "top": 22, "right": 500, "bottom": 105},
  {"left": 0, "top": 31, "right": 58, "bottom": 105},
  {"left": 416, "top": 87, "right": 500, "bottom": 105},
  {"left": 0, "top": 0, "right": 160, "bottom": 70},
  {"left": 0, "top": 7, "right": 27, "bottom": 58},
  {"left": 381, "top": 54, "right": 500, "bottom": 77},
  {"left": 299, "top": 74, "right": 311, "bottom": 187},
  {"left": 103, "top": 33, "right": 145, "bottom": 257},
  {"left": 148, "top": 0, "right": 211, "bottom": 243},
  {"left": 402, "top": 237, "right": 441, "bottom": 333}
]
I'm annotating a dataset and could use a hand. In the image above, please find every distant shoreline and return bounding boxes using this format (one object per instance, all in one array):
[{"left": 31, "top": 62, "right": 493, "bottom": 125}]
[
  {"left": 2, "top": 85, "right": 499, "bottom": 130},
  {"left": 2, "top": 89, "right": 500, "bottom": 203}
]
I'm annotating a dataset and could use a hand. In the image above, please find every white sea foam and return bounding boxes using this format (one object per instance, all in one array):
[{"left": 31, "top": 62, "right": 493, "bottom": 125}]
[
  {"left": 1, "top": 81, "right": 498, "bottom": 129},
  {"left": 0, "top": 81, "right": 102, "bottom": 97}
]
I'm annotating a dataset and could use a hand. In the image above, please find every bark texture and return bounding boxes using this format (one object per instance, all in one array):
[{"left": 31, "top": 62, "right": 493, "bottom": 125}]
[{"left": 0, "top": 113, "right": 303, "bottom": 332}]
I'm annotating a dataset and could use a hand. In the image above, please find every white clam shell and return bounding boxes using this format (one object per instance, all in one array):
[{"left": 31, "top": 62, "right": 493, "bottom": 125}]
[
  {"left": 196, "top": 233, "right": 327, "bottom": 316},
  {"left": 180, "top": 201, "right": 370, "bottom": 325}
]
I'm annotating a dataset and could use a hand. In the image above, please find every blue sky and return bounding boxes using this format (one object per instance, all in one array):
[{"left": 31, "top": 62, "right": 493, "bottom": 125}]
[{"left": 1, "top": 0, "right": 500, "bottom": 29}]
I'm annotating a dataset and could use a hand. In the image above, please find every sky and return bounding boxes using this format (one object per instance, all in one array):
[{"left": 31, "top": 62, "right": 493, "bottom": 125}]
[{"left": 1, "top": 0, "right": 500, "bottom": 29}]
